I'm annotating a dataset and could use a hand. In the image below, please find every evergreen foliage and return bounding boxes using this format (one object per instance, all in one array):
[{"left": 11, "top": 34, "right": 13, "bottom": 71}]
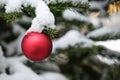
[{"left": 0, "top": 0, "right": 120, "bottom": 80}]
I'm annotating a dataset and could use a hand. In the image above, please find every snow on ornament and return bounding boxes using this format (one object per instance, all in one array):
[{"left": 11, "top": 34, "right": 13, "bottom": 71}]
[
  {"left": 21, "top": 32, "right": 52, "bottom": 61},
  {"left": 20, "top": 0, "right": 55, "bottom": 61}
]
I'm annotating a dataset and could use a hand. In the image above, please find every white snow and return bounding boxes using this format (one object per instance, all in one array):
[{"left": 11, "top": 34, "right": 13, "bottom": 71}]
[
  {"left": 53, "top": 30, "right": 94, "bottom": 52},
  {"left": 90, "top": 14, "right": 120, "bottom": 28},
  {"left": 89, "top": 1, "right": 108, "bottom": 9},
  {"left": 95, "top": 39, "right": 120, "bottom": 53},
  {"left": 0, "top": 58, "right": 44, "bottom": 80},
  {"left": 26, "top": 18, "right": 45, "bottom": 34},
  {"left": 62, "top": 8, "right": 101, "bottom": 27},
  {"left": 24, "top": 0, "right": 55, "bottom": 33},
  {"left": 0, "top": 46, "right": 7, "bottom": 73},
  {"left": 58, "top": 0, "right": 88, "bottom": 3},
  {"left": 0, "top": 57, "right": 68, "bottom": 80},
  {"left": 87, "top": 14, "right": 120, "bottom": 38},
  {"left": 22, "top": 0, "right": 40, "bottom": 7},
  {"left": 63, "top": 9, "right": 90, "bottom": 22},
  {"left": 72, "top": 0, "right": 88, "bottom": 3},
  {"left": 101, "top": 14, "right": 120, "bottom": 27},
  {"left": 43, "top": 0, "right": 88, "bottom": 4},
  {"left": 96, "top": 55, "right": 119, "bottom": 65},
  {"left": 0, "top": 0, "right": 7, "bottom": 6},
  {"left": 34, "top": 0, "right": 55, "bottom": 27},
  {"left": 1, "top": 24, "right": 26, "bottom": 55},
  {"left": 89, "top": 16, "right": 101, "bottom": 27},
  {"left": 87, "top": 27, "right": 120, "bottom": 38},
  {"left": 5, "top": 0, "right": 22, "bottom": 13},
  {"left": 43, "top": 0, "right": 55, "bottom": 4},
  {"left": 41, "top": 72, "right": 68, "bottom": 80}
]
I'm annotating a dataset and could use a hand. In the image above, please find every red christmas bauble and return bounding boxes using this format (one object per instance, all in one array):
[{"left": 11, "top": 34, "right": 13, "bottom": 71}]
[{"left": 21, "top": 32, "right": 52, "bottom": 61}]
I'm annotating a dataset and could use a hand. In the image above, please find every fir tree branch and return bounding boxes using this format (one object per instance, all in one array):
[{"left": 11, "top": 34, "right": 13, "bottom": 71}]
[
  {"left": 88, "top": 33, "right": 120, "bottom": 41},
  {"left": 42, "top": 28, "right": 59, "bottom": 39},
  {"left": 21, "top": 5, "right": 35, "bottom": 18},
  {"left": 49, "top": 1, "right": 89, "bottom": 13},
  {"left": 4, "top": 12, "right": 23, "bottom": 23}
]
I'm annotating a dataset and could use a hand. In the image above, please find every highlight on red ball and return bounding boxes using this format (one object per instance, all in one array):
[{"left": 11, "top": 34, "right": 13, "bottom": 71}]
[{"left": 21, "top": 32, "right": 52, "bottom": 61}]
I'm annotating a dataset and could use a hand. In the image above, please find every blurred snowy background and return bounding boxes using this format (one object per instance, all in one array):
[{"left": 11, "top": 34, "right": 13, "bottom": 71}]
[{"left": 0, "top": 0, "right": 120, "bottom": 80}]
